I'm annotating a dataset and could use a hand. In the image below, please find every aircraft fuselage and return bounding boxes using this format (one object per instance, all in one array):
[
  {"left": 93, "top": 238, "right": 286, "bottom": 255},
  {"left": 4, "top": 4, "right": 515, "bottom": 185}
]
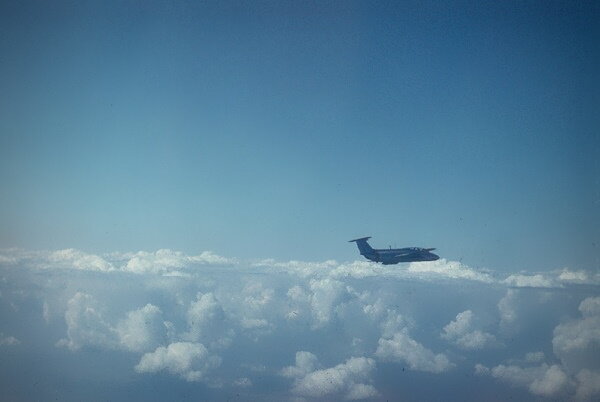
[
  {"left": 349, "top": 237, "right": 439, "bottom": 265},
  {"left": 363, "top": 247, "right": 439, "bottom": 264}
]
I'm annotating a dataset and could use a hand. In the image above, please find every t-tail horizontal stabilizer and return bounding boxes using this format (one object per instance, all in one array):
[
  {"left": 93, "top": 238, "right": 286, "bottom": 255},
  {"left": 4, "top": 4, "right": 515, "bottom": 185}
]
[{"left": 348, "top": 236, "right": 372, "bottom": 243}]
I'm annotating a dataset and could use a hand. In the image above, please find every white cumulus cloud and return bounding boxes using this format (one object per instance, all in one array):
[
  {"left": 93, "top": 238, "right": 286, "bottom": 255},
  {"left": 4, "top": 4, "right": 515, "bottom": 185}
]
[
  {"left": 57, "top": 292, "right": 117, "bottom": 350},
  {"left": 3, "top": 246, "right": 599, "bottom": 400},
  {"left": 376, "top": 329, "right": 453, "bottom": 373},
  {"left": 183, "top": 292, "right": 233, "bottom": 349},
  {"left": 558, "top": 269, "right": 600, "bottom": 285},
  {"left": 123, "top": 249, "right": 234, "bottom": 274},
  {"left": 498, "top": 289, "right": 519, "bottom": 329},
  {"left": 503, "top": 274, "right": 556, "bottom": 288},
  {"left": 116, "top": 304, "right": 167, "bottom": 352},
  {"left": 553, "top": 296, "right": 600, "bottom": 373},
  {"left": 282, "top": 351, "right": 378, "bottom": 400},
  {"left": 407, "top": 259, "right": 495, "bottom": 283},
  {"left": 477, "top": 362, "right": 570, "bottom": 397},
  {"left": 441, "top": 310, "right": 496, "bottom": 350},
  {"left": 308, "top": 278, "right": 345, "bottom": 328},
  {"left": 575, "top": 369, "right": 600, "bottom": 400},
  {"left": 0, "top": 248, "right": 234, "bottom": 275},
  {"left": 135, "top": 342, "right": 220, "bottom": 382}
]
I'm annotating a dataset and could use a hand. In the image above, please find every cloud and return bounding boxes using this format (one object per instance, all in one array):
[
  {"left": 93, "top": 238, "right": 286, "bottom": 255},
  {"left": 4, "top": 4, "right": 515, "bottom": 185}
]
[
  {"left": 186, "top": 293, "right": 222, "bottom": 336},
  {"left": 252, "top": 259, "right": 339, "bottom": 278},
  {"left": 478, "top": 294, "right": 600, "bottom": 400},
  {"left": 558, "top": 269, "right": 600, "bottom": 285},
  {"left": 579, "top": 297, "right": 600, "bottom": 316},
  {"left": 122, "top": 249, "right": 235, "bottom": 274},
  {"left": 183, "top": 292, "right": 232, "bottom": 349},
  {"left": 233, "top": 377, "right": 252, "bottom": 387},
  {"left": 4, "top": 248, "right": 597, "bottom": 294},
  {"left": 525, "top": 351, "right": 545, "bottom": 363},
  {"left": 478, "top": 345, "right": 600, "bottom": 401},
  {"left": 503, "top": 274, "right": 556, "bottom": 288},
  {"left": 529, "top": 364, "right": 571, "bottom": 397},
  {"left": 281, "top": 351, "right": 320, "bottom": 379},
  {"left": 283, "top": 279, "right": 348, "bottom": 328},
  {"left": 477, "top": 362, "right": 570, "bottom": 397},
  {"left": 0, "top": 248, "right": 234, "bottom": 275},
  {"left": 376, "top": 329, "right": 453, "bottom": 373},
  {"left": 242, "top": 281, "right": 274, "bottom": 310},
  {"left": 379, "top": 310, "right": 406, "bottom": 339},
  {"left": 116, "top": 304, "right": 168, "bottom": 352},
  {"left": 575, "top": 369, "right": 600, "bottom": 400},
  {"left": 58, "top": 294, "right": 171, "bottom": 353},
  {"left": 0, "top": 250, "right": 19, "bottom": 265},
  {"left": 441, "top": 310, "right": 496, "bottom": 350},
  {"left": 240, "top": 318, "right": 271, "bottom": 329},
  {"left": 48, "top": 249, "right": 115, "bottom": 272},
  {"left": 57, "top": 292, "right": 117, "bottom": 350},
  {"left": 308, "top": 278, "right": 345, "bottom": 328},
  {"left": 0, "top": 248, "right": 114, "bottom": 272},
  {"left": 255, "top": 257, "right": 495, "bottom": 283},
  {"left": 282, "top": 351, "right": 378, "bottom": 400},
  {"left": 135, "top": 342, "right": 221, "bottom": 382},
  {"left": 9, "top": 248, "right": 598, "bottom": 292},
  {"left": 474, "top": 363, "right": 489, "bottom": 375},
  {"left": 407, "top": 259, "right": 495, "bottom": 283},
  {"left": 498, "top": 289, "right": 518, "bottom": 329},
  {"left": 0, "top": 334, "right": 20, "bottom": 346},
  {"left": 3, "top": 247, "right": 600, "bottom": 400},
  {"left": 344, "top": 383, "right": 379, "bottom": 400},
  {"left": 553, "top": 296, "right": 600, "bottom": 373}
]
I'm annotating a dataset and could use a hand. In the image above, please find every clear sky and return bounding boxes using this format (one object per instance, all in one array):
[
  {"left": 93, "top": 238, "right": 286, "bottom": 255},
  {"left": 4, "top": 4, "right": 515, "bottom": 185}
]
[{"left": 1, "top": 1, "right": 598, "bottom": 271}]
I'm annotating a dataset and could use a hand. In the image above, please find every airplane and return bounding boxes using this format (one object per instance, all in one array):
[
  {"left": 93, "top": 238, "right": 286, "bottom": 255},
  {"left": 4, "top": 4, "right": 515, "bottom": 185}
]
[{"left": 349, "top": 236, "right": 439, "bottom": 265}]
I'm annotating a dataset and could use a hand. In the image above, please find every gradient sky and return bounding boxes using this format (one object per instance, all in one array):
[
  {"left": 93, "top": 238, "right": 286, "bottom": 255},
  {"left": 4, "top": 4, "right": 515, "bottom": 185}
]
[{"left": 1, "top": 1, "right": 598, "bottom": 272}]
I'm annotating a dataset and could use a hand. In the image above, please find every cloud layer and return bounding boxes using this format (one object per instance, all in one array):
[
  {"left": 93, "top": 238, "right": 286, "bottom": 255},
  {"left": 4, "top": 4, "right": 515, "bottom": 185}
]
[{"left": 0, "top": 248, "right": 599, "bottom": 401}]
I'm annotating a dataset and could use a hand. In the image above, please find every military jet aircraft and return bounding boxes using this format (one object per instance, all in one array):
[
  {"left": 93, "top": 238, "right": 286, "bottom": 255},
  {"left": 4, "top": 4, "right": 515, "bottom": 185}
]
[{"left": 349, "top": 236, "right": 439, "bottom": 265}]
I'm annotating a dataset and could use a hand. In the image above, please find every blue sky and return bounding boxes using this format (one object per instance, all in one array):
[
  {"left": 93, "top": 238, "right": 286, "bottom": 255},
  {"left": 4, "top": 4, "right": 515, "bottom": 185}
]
[{"left": 1, "top": 1, "right": 598, "bottom": 271}]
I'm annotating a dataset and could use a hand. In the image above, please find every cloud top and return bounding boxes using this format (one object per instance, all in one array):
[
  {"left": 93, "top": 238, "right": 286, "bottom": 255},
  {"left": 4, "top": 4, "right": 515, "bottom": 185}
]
[
  {"left": 135, "top": 342, "right": 221, "bottom": 382},
  {"left": 1, "top": 247, "right": 599, "bottom": 400},
  {"left": 282, "top": 351, "right": 378, "bottom": 400}
]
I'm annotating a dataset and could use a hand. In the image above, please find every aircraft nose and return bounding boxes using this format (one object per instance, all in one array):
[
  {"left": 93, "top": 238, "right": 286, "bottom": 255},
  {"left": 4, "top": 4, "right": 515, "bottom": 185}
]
[{"left": 430, "top": 253, "right": 439, "bottom": 261}]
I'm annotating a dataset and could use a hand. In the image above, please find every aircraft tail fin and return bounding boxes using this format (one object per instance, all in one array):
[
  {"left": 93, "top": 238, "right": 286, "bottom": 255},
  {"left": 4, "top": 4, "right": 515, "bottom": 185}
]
[{"left": 348, "top": 236, "right": 374, "bottom": 256}]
